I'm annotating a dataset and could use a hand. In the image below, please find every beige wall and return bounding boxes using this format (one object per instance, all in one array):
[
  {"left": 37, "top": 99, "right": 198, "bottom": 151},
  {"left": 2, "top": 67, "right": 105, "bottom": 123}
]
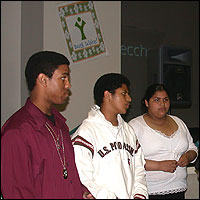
[
  {"left": 43, "top": 1, "right": 121, "bottom": 130},
  {"left": 1, "top": 1, "right": 21, "bottom": 126},
  {"left": 1, "top": 1, "right": 121, "bottom": 130}
]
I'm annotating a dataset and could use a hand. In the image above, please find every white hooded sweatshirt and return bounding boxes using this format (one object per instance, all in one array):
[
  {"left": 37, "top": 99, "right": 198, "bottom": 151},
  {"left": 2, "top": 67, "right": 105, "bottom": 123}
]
[{"left": 71, "top": 105, "right": 148, "bottom": 199}]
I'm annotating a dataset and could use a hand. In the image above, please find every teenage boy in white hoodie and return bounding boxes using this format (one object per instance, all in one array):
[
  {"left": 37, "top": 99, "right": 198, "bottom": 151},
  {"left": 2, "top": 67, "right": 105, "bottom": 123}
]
[{"left": 71, "top": 73, "right": 148, "bottom": 199}]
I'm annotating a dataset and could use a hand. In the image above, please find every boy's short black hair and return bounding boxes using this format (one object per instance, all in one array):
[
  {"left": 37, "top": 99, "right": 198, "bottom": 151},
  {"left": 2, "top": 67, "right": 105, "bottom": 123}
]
[
  {"left": 25, "top": 51, "right": 70, "bottom": 91},
  {"left": 93, "top": 73, "right": 130, "bottom": 106}
]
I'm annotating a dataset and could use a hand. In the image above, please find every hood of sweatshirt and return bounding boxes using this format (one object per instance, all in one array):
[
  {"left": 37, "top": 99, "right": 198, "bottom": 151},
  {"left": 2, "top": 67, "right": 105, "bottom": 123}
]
[{"left": 83, "top": 105, "right": 124, "bottom": 130}]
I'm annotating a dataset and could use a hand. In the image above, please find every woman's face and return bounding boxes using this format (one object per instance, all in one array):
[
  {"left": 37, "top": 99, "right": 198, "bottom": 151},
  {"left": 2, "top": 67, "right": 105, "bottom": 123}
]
[{"left": 145, "top": 90, "right": 170, "bottom": 118}]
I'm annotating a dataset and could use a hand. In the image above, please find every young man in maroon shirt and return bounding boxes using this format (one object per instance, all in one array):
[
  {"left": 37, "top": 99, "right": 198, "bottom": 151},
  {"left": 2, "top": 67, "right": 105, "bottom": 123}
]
[{"left": 1, "top": 51, "right": 94, "bottom": 199}]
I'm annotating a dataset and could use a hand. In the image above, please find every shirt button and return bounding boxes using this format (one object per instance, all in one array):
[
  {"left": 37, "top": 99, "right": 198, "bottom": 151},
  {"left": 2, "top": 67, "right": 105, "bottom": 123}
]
[{"left": 70, "top": 180, "right": 72, "bottom": 184}]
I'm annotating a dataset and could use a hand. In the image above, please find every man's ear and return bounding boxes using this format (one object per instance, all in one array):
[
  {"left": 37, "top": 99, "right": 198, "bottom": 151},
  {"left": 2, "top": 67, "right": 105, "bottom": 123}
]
[
  {"left": 104, "top": 90, "right": 111, "bottom": 100},
  {"left": 38, "top": 73, "right": 48, "bottom": 87},
  {"left": 144, "top": 99, "right": 149, "bottom": 107}
]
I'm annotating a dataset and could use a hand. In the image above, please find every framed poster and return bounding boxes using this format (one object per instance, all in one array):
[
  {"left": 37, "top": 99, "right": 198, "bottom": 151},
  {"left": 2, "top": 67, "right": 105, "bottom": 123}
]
[{"left": 57, "top": 1, "right": 108, "bottom": 63}]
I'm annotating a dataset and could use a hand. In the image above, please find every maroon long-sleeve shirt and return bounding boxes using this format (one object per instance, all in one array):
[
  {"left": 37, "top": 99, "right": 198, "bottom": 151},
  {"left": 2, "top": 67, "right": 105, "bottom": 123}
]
[{"left": 1, "top": 98, "right": 89, "bottom": 199}]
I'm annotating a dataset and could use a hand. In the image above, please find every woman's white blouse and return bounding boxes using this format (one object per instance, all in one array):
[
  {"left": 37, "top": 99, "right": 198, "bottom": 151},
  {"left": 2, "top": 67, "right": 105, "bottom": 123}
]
[{"left": 128, "top": 114, "right": 198, "bottom": 195}]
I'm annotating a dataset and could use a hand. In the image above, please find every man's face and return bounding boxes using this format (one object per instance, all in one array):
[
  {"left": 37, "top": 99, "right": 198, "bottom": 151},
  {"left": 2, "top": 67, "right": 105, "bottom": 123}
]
[
  {"left": 46, "top": 64, "right": 71, "bottom": 105},
  {"left": 109, "top": 83, "right": 132, "bottom": 115}
]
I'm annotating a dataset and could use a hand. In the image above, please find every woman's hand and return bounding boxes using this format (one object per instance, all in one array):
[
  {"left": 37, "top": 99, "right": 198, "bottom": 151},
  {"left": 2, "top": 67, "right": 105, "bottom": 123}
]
[
  {"left": 177, "top": 150, "right": 197, "bottom": 167},
  {"left": 159, "top": 160, "right": 178, "bottom": 173},
  {"left": 145, "top": 159, "right": 178, "bottom": 173}
]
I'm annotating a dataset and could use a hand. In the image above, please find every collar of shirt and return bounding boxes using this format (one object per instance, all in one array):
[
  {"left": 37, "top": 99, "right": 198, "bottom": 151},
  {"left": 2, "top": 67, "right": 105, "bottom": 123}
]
[{"left": 25, "top": 97, "right": 66, "bottom": 130}]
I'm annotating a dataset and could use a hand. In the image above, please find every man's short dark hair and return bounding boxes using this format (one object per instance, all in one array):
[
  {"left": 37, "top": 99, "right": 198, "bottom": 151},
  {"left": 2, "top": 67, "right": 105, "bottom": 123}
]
[
  {"left": 25, "top": 51, "right": 70, "bottom": 91},
  {"left": 93, "top": 73, "right": 130, "bottom": 106}
]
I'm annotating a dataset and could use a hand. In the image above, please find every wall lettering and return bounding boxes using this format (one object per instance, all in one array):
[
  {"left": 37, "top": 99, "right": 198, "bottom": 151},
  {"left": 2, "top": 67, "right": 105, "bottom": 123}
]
[{"left": 121, "top": 44, "right": 149, "bottom": 57}]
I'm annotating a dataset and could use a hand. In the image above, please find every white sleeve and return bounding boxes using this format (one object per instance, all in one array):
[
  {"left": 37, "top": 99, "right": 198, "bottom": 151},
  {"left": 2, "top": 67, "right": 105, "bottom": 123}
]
[
  {"left": 173, "top": 116, "right": 198, "bottom": 163},
  {"left": 129, "top": 127, "right": 148, "bottom": 199},
  {"left": 72, "top": 132, "right": 117, "bottom": 199},
  {"left": 184, "top": 124, "right": 198, "bottom": 162},
  {"left": 128, "top": 117, "right": 141, "bottom": 138}
]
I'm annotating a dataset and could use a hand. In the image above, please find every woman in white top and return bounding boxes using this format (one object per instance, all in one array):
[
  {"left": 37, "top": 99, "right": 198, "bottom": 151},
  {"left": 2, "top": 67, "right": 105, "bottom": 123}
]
[{"left": 128, "top": 83, "right": 198, "bottom": 199}]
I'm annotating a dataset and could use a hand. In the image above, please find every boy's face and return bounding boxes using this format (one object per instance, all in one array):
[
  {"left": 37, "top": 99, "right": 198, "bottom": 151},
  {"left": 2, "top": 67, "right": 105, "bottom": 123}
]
[
  {"left": 46, "top": 64, "right": 71, "bottom": 105},
  {"left": 109, "top": 83, "right": 131, "bottom": 115}
]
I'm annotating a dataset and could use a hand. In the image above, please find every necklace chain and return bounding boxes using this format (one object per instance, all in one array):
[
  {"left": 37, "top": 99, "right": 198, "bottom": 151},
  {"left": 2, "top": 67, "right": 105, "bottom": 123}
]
[
  {"left": 45, "top": 122, "right": 60, "bottom": 149},
  {"left": 45, "top": 122, "right": 67, "bottom": 179}
]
